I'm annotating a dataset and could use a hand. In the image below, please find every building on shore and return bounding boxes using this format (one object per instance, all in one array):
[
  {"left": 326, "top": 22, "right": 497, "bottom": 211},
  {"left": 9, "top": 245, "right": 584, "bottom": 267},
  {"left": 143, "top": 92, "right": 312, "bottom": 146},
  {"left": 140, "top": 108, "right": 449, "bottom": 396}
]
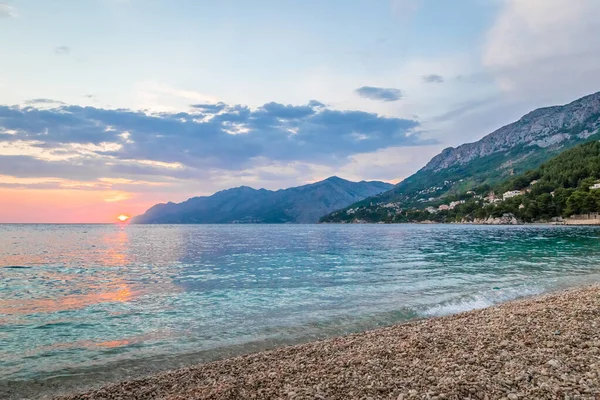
[
  {"left": 484, "top": 192, "right": 498, "bottom": 202},
  {"left": 503, "top": 190, "right": 522, "bottom": 200},
  {"left": 449, "top": 200, "right": 465, "bottom": 209}
]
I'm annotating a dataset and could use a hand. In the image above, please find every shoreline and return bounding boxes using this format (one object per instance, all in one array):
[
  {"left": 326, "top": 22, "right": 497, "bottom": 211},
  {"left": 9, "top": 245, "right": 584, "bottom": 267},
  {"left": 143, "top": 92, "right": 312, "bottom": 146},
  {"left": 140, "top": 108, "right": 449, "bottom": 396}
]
[
  {"left": 55, "top": 284, "right": 600, "bottom": 400},
  {"left": 326, "top": 221, "right": 600, "bottom": 226}
]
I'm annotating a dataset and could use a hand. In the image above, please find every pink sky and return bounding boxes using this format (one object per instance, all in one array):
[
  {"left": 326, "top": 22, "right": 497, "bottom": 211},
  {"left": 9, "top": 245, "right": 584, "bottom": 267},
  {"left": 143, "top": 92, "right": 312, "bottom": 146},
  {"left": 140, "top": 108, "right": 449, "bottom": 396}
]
[{"left": 0, "top": 188, "right": 161, "bottom": 223}]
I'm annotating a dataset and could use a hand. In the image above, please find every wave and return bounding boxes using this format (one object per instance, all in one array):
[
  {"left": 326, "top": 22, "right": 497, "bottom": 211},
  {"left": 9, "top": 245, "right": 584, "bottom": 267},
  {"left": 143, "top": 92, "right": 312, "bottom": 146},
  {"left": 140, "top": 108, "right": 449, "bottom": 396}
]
[{"left": 419, "top": 283, "right": 571, "bottom": 318}]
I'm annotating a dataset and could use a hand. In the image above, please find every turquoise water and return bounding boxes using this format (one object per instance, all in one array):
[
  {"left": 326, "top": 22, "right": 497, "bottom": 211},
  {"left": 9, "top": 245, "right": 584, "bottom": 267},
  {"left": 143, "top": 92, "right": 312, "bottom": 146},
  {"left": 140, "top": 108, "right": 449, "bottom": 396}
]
[{"left": 2, "top": 224, "right": 600, "bottom": 398}]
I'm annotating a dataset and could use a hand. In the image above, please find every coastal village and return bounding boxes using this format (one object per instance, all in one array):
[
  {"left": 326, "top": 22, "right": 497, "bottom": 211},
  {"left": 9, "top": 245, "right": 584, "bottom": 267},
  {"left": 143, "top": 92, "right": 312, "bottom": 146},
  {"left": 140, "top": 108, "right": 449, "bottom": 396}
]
[
  {"left": 343, "top": 177, "right": 600, "bottom": 225},
  {"left": 345, "top": 180, "right": 538, "bottom": 217}
]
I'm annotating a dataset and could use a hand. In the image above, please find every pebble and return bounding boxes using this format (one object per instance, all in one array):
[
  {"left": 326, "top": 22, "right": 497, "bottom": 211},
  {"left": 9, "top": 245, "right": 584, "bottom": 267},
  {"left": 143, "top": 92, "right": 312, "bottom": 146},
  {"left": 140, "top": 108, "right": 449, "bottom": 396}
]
[
  {"left": 52, "top": 285, "right": 600, "bottom": 400},
  {"left": 547, "top": 359, "right": 561, "bottom": 368}
]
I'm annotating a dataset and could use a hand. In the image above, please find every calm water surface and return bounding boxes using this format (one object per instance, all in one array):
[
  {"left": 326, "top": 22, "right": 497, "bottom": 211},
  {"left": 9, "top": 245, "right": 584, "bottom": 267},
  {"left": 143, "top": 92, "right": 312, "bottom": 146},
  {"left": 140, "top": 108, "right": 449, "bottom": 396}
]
[{"left": 2, "top": 224, "right": 600, "bottom": 398}]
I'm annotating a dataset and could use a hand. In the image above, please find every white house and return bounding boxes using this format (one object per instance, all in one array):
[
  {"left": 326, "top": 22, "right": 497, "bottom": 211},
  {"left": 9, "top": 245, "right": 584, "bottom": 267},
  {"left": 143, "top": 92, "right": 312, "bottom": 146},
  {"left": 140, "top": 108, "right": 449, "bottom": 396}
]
[
  {"left": 449, "top": 200, "right": 465, "bottom": 209},
  {"left": 438, "top": 204, "right": 450, "bottom": 211},
  {"left": 503, "top": 190, "right": 522, "bottom": 200},
  {"left": 484, "top": 192, "right": 497, "bottom": 202},
  {"left": 425, "top": 206, "right": 437, "bottom": 214},
  {"left": 590, "top": 183, "right": 600, "bottom": 190}
]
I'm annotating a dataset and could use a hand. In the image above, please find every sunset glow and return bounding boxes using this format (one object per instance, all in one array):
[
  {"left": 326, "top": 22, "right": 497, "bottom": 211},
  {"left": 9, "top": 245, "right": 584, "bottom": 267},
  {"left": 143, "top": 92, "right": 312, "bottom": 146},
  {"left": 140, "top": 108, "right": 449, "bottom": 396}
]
[
  {"left": 117, "top": 215, "right": 130, "bottom": 222},
  {"left": 0, "top": 0, "right": 597, "bottom": 227}
]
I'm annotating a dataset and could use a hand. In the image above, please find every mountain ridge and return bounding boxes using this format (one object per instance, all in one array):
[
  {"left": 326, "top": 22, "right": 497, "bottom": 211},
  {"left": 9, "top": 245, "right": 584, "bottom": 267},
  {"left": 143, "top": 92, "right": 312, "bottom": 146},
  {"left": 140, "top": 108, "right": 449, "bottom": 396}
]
[
  {"left": 424, "top": 92, "right": 600, "bottom": 172},
  {"left": 321, "top": 90, "right": 600, "bottom": 223},
  {"left": 132, "top": 177, "right": 393, "bottom": 224}
]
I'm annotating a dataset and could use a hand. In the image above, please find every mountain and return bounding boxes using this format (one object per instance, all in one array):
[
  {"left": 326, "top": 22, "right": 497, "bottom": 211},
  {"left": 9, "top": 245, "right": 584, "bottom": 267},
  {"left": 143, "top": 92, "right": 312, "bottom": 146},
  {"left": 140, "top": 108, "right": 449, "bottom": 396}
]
[
  {"left": 373, "top": 140, "right": 600, "bottom": 224},
  {"left": 132, "top": 176, "right": 393, "bottom": 224},
  {"left": 321, "top": 91, "right": 600, "bottom": 223}
]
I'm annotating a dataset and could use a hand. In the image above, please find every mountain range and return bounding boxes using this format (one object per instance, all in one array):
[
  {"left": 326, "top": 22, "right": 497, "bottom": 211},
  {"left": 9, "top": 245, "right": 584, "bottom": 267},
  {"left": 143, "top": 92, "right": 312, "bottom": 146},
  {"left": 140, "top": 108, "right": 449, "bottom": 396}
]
[
  {"left": 321, "top": 91, "right": 600, "bottom": 222},
  {"left": 135, "top": 91, "right": 600, "bottom": 225},
  {"left": 132, "top": 176, "right": 393, "bottom": 224}
]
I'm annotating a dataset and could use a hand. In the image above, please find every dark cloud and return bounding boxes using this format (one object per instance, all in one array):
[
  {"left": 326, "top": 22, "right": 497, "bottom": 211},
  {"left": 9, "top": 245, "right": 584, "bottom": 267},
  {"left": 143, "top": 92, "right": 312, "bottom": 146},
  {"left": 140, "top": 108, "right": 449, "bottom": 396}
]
[
  {"left": 190, "top": 102, "right": 227, "bottom": 113},
  {"left": 422, "top": 74, "right": 444, "bottom": 84},
  {"left": 0, "top": 99, "right": 430, "bottom": 181},
  {"left": 0, "top": 155, "right": 106, "bottom": 180},
  {"left": 308, "top": 100, "right": 326, "bottom": 108},
  {"left": 0, "top": 105, "right": 122, "bottom": 144},
  {"left": 54, "top": 46, "right": 70, "bottom": 55},
  {"left": 355, "top": 86, "right": 403, "bottom": 102},
  {"left": 257, "top": 102, "right": 316, "bottom": 119}
]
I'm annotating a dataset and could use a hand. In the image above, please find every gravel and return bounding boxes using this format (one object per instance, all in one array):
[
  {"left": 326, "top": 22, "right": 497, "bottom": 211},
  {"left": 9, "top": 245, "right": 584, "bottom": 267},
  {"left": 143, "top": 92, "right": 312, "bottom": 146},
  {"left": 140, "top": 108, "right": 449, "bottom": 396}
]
[{"left": 57, "top": 285, "right": 600, "bottom": 400}]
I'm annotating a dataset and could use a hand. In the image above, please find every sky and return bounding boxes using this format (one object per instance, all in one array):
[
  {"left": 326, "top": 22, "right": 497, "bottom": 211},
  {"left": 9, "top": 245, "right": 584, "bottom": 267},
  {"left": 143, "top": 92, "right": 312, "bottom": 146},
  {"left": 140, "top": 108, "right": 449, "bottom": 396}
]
[{"left": 1, "top": 0, "right": 600, "bottom": 222}]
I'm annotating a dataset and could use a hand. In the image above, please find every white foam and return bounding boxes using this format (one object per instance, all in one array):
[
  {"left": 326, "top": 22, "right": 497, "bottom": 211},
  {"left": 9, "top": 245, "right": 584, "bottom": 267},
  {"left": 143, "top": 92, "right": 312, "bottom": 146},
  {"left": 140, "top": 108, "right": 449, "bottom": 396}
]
[{"left": 421, "top": 286, "right": 546, "bottom": 317}]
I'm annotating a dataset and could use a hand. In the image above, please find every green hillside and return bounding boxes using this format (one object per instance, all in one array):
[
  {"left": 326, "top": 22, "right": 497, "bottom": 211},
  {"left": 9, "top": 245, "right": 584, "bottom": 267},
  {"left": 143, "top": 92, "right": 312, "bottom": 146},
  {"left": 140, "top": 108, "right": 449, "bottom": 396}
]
[
  {"left": 323, "top": 140, "right": 600, "bottom": 224},
  {"left": 321, "top": 91, "right": 600, "bottom": 223}
]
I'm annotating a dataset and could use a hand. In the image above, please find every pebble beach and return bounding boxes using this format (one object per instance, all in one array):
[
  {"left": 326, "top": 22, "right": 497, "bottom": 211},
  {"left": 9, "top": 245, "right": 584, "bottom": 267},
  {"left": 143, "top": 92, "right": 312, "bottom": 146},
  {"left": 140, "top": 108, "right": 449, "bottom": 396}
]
[{"left": 56, "top": 284, "right": 600, "bottom": 400}]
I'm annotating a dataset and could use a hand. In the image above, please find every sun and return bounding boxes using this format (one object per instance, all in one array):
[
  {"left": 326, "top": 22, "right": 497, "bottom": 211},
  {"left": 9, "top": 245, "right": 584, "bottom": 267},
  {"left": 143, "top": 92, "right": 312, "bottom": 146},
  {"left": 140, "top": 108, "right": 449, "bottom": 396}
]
[{"left": 117, "top": 214, "right": 130, "bottom": 222}]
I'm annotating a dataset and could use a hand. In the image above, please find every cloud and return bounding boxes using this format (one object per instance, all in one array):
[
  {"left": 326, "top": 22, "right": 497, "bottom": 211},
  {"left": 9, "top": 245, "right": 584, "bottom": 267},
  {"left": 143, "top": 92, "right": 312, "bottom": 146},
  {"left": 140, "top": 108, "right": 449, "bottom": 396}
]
[
  {"left": 0, "top": 100, "right": 429, "bottom": 184},
  {"left": 0, "top": 106, "right": 123, "bottom": 144},
  {"left": 136, "top": 82, "right": 217, "bottom": 111},
  {"left": 0, "top": 176, "right": 165, "bottom": 192},
  {"left": 354, "top": 86, "right": 403, "bottom": 102},
  {"left": 422, "top": 74, "right": 444, "bottom": 84},
  {"left": 24, "top": 99, "right": 65, "bottom": 105},
  {"left": 190, "top": 102, "right": 227, "bottom": 113},
  {"left": 307, "top": 100, "right": 325, "bottom": 108},
  {"left": 418, "top": 0, "right": 600, "bottom": 151},
  {"left": 103, "top": 192, "right": 130, "bottom": 202},
  {"left": 0, "top": 155, "right": 107, "bottom": 180},
  {"left": 0, "top": 3, "right": 17, "bottom": 18},
  {"left": 54, "top": 46, "right": 70, "bottom": 55},
  {"left": 430, "top": 95, "right": 501, "bottom": 124},
  {"left": 483, "top": 0, "right": 600, "bottom": 101},
  {"left": 258, "top": 102, "right": 316, "bottom": 119}
]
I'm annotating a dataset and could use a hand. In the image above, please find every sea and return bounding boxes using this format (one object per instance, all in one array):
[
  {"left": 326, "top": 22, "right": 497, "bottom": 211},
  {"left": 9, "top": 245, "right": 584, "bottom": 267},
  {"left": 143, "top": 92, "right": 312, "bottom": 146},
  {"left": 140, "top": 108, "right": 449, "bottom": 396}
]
[{"left": 2, "top": 224, "right": 600, "bottom": 398}]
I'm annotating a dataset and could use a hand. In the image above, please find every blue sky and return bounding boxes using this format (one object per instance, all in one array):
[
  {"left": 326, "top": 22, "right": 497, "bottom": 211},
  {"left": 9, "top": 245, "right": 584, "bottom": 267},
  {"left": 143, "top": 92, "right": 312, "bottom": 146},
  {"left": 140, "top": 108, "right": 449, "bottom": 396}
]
[
  {"left": 1, "top": 0, "right": 497, "bottom": 110},
  {"left": 1, "top": 0, "right": 600, "bottom": 222}
]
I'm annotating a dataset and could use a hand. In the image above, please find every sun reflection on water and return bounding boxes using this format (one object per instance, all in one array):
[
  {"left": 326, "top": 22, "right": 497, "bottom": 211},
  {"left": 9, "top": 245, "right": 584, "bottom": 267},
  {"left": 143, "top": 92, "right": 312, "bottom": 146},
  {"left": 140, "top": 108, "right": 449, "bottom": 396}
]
[{"left": 0, "top": 283, "right": 137, "bottom": 315}]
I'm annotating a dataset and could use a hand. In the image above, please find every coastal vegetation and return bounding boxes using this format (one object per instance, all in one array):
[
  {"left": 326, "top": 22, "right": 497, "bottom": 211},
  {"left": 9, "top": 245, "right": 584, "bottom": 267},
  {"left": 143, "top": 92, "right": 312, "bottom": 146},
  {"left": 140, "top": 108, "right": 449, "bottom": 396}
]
[
  {"left": 320, "top": 92, "right": 600, "bottom": 223},
  {"left": 321, "top": 140, "right": 600, "bottom": 223}
]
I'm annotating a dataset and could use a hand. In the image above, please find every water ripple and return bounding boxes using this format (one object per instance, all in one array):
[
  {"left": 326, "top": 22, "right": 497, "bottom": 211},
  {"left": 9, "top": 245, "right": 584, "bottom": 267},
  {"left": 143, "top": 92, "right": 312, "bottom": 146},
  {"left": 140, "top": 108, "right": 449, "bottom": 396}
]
[{"left": 1, "top": 224, "right": 600, "bottom": 398}]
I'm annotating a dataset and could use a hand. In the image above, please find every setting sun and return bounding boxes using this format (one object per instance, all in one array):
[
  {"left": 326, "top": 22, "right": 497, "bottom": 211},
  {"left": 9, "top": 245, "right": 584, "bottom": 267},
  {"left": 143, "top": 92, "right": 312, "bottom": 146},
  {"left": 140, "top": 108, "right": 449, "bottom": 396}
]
[{"left": 117, "top": 214, "right": 129, "bottom": 222}]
